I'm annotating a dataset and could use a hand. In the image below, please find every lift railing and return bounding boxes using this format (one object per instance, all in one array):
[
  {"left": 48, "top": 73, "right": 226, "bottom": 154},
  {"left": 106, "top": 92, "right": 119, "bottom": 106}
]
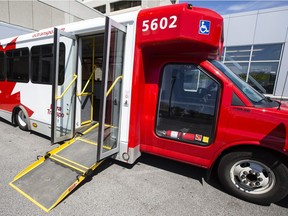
[
  {"left": 81, "top": 75, "right": 123, "bottom": 132},
  {"left": 56, "top": 74, "right": 78, "bottom": 100}
]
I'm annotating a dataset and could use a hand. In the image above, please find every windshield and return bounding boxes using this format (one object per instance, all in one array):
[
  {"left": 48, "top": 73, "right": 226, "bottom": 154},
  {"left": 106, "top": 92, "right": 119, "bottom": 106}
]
[{"left": 210, "top": 60, "right": 265, "bottom": 104}]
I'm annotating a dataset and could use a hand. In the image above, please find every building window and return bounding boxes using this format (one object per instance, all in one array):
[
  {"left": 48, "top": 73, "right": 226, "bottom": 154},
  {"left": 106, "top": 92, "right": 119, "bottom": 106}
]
[
  {"left": 31, "top": 43, "right": 65, "bottom": 85},
  {"left": 94, "top": 5, "right": 106, "bottom": 14},
  {"left": 0, "top": 51, "right": 4, "bottom": 81},
  {"left": 223, "top": 43, "right": 283, "bottom": 95},
  {"left": 156, "top": 64, "right": 220, "bottom": 145},
  {"left": 249, "top": 62, "right": 278, "bottom": 94},
  {"left": 251, "top": 44, "right": 282, "bottom": 61},
  {"left": 110, "top": 1, "right": 141, "bottom": 12},
  {"left": 224, "top": 62, "right": 249, "bottom": 80},
  {"left": 6, "top": 48, "right": 29, "bottom": 83},
  {"left": 225, "top": 46, "right": 251, "bottom": 61}
]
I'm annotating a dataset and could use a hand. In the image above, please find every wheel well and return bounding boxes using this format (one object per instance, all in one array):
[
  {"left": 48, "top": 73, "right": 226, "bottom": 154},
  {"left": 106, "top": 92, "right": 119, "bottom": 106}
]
[
  {"left": 12, "top": 107, "right": 21, "bottom": 125},
  {"left": 12, "top": 106, "right": 30, "bottom": 130},
  {"left": 208, "top": 145, "right": 288, "bottom": 180}
]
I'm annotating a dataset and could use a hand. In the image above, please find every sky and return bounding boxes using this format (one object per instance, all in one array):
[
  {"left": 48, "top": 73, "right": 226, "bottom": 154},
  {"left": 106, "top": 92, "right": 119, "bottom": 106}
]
[{"left": 180, "top": 0, "right": 288, "bottom": 15}]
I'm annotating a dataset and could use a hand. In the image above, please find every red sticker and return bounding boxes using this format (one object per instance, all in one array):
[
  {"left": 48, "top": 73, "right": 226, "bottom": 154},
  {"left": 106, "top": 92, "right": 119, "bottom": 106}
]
[{"left": 195, "top": 134, "right": 203, "bottom": 141}]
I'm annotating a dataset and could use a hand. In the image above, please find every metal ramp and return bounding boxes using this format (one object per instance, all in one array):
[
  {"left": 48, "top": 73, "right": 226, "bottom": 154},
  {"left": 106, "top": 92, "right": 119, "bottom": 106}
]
[{"left": 9, "top": 124, "right": 114, "bottom": 212}]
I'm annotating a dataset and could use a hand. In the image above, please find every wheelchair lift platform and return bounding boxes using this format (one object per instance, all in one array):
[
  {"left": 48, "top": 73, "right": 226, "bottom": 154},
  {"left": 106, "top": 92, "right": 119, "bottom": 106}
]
[{"left": 9, "top": 123, "right": 113, "bottom": 212}]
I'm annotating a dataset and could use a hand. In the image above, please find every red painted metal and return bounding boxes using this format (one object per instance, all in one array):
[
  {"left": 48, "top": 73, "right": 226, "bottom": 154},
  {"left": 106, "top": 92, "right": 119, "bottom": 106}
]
[{"left": 128, "top": 3, "right": 288, "bottom": 169}]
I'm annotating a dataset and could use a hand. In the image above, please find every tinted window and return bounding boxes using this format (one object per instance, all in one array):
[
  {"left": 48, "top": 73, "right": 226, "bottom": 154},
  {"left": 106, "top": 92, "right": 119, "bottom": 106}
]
[
  {"left": 232, "top": 92, "right": 245, "bottom": 106},
  {"left": 110, "top": 1, "right": 141, "bottom": 12},
  {"left": 156, "top": 64, "right": 220, "bottom": 145},
  {"left": 94, "top": 5, "right": 106, "bottom": 13},
  {"left": 31, "top": 43, "right": 65, "bottom": 85},
  {"left": 0, "top": 51, "right": 4, "bottom": 81},
  {"left": 6, "top": 48, "right": 29, "bottom": 82},
  {"left": 252, "top": 44, "right": 282, "bottom": 61}
]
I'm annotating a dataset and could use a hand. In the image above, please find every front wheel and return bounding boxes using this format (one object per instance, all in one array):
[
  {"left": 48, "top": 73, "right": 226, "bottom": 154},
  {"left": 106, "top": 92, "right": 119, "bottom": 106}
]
[
  {"left": 218, "top": 150, "right": 288, "bottom": 205},
  {"left": 15, "top": 109, "right": 28, "bottom": 131}
]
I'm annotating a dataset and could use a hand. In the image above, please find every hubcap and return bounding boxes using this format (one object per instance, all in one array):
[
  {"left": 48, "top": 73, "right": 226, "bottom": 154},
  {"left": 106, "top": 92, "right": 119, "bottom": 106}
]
[
  {"left": 229, "top": 160, "right": 275, "bottom": 194},
  {"left": 18, "top": 110, "right": 27, "bottom": 127}
]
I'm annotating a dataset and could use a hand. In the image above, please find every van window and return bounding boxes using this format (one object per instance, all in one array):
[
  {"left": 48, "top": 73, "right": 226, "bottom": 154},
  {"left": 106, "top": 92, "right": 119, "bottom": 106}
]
[
  {"left": 156, "top": 64, "right": 220, "bottom": 145},
  {"left": 183, "top": 69, "right": 200, "bottom": 92},
  {"left": 6, "top": 48, "right": 29, "bottom": 83},
  {"left": 31, "top": 43, "right": 65, "bottom": 85}
]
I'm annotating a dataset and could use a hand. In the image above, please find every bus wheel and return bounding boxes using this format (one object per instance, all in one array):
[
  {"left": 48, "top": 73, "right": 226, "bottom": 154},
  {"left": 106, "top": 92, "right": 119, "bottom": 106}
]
[
  {"left": 217, "top": 150, "right": 288, "bottom": 205},
  {"left": 16, "top": 109, "right": 28, "bottom": 131}
]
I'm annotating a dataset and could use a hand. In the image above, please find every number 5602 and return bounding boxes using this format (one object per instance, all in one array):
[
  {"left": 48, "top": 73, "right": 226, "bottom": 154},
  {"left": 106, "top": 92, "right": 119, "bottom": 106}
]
[{"left": 142, "top": 16, "right": 177, "bottom": 32}]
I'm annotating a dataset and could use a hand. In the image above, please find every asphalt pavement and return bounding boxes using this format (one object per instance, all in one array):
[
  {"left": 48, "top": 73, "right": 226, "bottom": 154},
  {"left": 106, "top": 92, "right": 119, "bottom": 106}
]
[{"left": 0, "top": 118, "right": 287, "bottom": 216}]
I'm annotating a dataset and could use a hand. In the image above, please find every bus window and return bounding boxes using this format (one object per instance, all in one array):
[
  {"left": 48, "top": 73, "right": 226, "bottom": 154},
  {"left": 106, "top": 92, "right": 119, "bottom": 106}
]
[
  {"left": 31, "top": 43, "right": 65, "bottom": 85},
  {"left": 6, "top": 48, "right": 29, "bottom": 83},
  {"left": 156, "top": 64, "right": 220, "bottom": 145},
  {"left": 0, "top": 51, "right": 4, "bottom": 81}
]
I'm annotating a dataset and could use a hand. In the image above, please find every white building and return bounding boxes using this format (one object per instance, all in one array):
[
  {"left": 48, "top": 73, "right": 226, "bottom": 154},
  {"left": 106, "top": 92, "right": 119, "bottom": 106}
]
[
  {"left": 223, "top": 6, "right": 288, "bottom": 98},
  {"left": 81, "top": 0, "right": 178, "bottom": 15},
  {"left": 0, "top": 0, "right": 103, "bottom": 39}
]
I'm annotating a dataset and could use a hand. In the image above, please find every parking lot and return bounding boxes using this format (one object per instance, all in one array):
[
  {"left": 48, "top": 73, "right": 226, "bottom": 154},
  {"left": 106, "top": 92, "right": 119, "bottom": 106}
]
[{"left": 0, "top": 118, "right": 287, "bottom": 216}]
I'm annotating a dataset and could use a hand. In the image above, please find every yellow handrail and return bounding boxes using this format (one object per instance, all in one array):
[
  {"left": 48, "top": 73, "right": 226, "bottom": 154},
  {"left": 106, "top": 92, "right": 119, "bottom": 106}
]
[
  {"left": 77, "top": 69, "right": 95, "bottom": 97},
  {"left": 106, "top": 75, "right": 123, "bottom": 97},
  {"left": 56, "top": 74, "right": 78, "bottom": 100},
  {"left": 78, "top": 74, "right": 123, "bottom": 97}
]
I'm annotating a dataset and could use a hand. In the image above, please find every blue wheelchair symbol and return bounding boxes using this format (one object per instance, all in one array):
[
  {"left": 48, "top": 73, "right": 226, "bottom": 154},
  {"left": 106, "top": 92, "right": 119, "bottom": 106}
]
[{"left": 199, "top": 20, "right": 210, "bottom": 35}]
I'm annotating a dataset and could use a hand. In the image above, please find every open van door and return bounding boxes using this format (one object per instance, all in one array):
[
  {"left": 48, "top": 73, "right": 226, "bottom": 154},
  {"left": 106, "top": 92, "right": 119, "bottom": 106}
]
[
  {"left": 51, "top": 28, "right": 77, "bottom": 144},
  {"left": 97, "top": 17, "right": 126, "bottom": 160}
]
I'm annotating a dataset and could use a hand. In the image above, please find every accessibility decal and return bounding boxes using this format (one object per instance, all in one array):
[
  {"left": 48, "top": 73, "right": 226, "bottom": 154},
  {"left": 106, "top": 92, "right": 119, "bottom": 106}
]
[{"left": 199, "top": 20, "right": 210, "bottom": 35}]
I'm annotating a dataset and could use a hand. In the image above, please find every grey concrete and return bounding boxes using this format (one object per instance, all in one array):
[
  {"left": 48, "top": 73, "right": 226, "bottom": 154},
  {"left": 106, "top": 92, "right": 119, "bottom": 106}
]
[
  {"left": 9, "top": 1, "right": 33, "bottom": 29},
  {"left": 51, "top": 7, "right": 67, "bottom": 27},
  {"left": 0, "top": 119, "right": 287, "bottom": 216},
  {"left": 33, "top": 1, "right": 53, "bottom": 30},
  {"left": 0, "top": 0, "right": 102, "bottom": 31},
  {"left": 0, "top": 1, "right": 9, "bottom": 23}
]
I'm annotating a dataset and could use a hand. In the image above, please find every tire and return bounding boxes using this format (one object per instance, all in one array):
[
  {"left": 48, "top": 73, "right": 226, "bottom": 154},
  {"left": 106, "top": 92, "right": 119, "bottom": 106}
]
[
  {"left": 15, "top": 109, "right": 28, "bottom": 131},
  {"left": 217, "top": 150, "right": 288, "bottom": 205}
]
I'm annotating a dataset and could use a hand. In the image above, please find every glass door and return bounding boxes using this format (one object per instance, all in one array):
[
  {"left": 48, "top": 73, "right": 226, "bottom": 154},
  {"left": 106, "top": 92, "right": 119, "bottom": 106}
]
[
  {"left": 97, "top": 17, "right": 126, "bottom": 160},
  {"left": 51, "top": 28, "right": 77, "bottom": 143}
]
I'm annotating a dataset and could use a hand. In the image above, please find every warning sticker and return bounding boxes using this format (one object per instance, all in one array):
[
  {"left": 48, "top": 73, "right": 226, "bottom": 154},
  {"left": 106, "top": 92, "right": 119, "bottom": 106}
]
[
  {"left": 195, "top": 134, "right": 203, "bottom": 142},
  {"left": 202, "top": 136, "right": 210, "bottom": 143}
]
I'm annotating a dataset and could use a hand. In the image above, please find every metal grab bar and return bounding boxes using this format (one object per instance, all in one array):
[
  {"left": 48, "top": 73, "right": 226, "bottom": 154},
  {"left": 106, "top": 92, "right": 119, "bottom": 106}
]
[
  {"left": 78, "top": 74, "right": 123, "bottom": 97},
  {"left": 56, "top": 74, "right": 78, "bottom": 100},
  {"left": 77, "top": 68, "right": 95, "bottom": 97},
  {"left": 106, "top": 75, "right": 123, "bottom": 97}
]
